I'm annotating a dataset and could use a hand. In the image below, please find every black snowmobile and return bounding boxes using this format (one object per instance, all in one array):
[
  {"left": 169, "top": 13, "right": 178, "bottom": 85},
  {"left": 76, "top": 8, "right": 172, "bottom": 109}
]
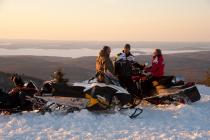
[
  {"left": 33, "top": 70, "right": 142, "bottom": 118},
  {"left": 34, "top": 79, "right": 132, "bottom": 112},
  {"left": 131, "top": 68, "right": 201, "bottom": 105}
]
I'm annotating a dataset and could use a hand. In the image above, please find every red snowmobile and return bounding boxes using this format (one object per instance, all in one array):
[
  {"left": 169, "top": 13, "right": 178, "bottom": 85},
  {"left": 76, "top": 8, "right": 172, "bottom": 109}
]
[{"left": 0, "top": 75, "right": 38, "bottom": 114}]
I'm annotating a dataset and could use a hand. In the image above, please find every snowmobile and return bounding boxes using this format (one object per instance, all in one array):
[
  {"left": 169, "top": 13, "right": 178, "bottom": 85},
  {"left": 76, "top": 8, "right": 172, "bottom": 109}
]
[
  {"left": 34, "top": 79, "right": 137, "bottom": 112},
  {"left": 34, "top": 78, "right": 143, "bottom": 118},
  {"left": 131, "top": 68, "right": 201, "bottom": 105},
  {"left": 114, "top": 59, "right": 200, "bottom": 105},
  {"left": 30, "top": 69, "right": 143, "bottom": 118},
  {"left": 0, "top": 75, "right": 38, "bottom": 114}
]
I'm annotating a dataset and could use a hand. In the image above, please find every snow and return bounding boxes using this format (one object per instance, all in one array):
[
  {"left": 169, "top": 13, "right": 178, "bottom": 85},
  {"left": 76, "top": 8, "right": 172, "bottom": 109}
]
[{"left": 1, "top": 85, "right": 210, "bottom": 140}]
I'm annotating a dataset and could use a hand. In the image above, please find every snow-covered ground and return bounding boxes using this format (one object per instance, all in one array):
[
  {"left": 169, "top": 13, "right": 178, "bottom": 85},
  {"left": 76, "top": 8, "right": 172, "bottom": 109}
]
[{"left": 1, "top": 85, "right": 210, "bottom": 140}]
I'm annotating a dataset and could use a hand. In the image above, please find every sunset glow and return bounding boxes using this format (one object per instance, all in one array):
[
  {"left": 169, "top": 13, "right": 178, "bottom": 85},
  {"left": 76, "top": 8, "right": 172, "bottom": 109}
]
[{"left": 0, "top": 0, "right": 210, "bottom": 41}]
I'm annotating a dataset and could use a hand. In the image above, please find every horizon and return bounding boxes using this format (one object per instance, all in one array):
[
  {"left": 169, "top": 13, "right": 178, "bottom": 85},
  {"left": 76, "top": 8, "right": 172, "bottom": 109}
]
[
  {"left": 1, "top": 38, "right": 210, "bottom": 43},
  {"left": 0, "top": 0, "right": 210, "bottom": 42}
]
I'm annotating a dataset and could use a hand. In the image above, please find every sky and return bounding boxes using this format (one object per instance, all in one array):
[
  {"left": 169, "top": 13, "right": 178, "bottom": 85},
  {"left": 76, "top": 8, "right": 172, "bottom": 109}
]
[{"left": 0, "top": 0, "right": 210, "bottom": 42}]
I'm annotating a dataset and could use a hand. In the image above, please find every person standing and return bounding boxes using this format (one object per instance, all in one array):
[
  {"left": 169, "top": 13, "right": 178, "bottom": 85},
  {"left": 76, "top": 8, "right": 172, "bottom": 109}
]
[{"left": 115, "top": 44, "right": 144, "bottom": 96}]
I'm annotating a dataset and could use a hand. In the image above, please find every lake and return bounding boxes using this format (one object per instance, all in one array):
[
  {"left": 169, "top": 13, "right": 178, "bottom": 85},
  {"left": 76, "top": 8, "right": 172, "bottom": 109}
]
[{"left": 0, "top": 40, "right": 209, "bottom": 58}]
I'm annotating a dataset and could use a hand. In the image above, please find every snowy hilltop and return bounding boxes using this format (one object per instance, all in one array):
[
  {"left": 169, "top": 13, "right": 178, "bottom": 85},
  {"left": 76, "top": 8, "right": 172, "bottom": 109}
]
[{"left": 0, "top": 85, "right": 210, "bottom": 140}]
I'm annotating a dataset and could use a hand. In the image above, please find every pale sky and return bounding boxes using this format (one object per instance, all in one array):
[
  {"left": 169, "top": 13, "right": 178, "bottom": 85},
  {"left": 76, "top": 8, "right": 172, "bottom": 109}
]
[{"left": 0, "top": 0, "right": 210, "bottom": 41}]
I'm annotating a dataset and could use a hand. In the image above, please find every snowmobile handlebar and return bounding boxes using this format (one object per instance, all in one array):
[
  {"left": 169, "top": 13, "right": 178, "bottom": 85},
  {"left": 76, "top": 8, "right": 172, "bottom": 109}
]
[
  {"left": 131, "top": 68, "right": 151, "bottom": 82},
  {"left": 132, "top": 68, "right": 149, "bottom": 76}
]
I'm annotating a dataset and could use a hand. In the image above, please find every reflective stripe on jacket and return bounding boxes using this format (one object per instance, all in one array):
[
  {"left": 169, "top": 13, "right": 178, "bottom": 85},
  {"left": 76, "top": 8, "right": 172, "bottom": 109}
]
[{"left": 115, "top": 52, "right": 135, "bottom": 62}]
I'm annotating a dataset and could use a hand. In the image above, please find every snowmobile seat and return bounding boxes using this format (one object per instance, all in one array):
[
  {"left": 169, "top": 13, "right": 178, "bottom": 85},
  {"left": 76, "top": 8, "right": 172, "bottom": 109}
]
[
  {"left": 157, "top": 76, "right": 175, "bottom": 87},
  {"left": 52, "top": 83, "right": 86, "bottom": 98}
]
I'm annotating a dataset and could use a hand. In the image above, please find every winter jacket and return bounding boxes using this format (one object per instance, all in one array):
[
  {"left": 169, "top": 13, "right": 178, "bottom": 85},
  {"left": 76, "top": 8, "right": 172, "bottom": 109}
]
[
  {"left": 146, "top": 55, "right": 165, "bottom": 78},
  {"left": 115, "top": 51, "right": 144, "bottom": 77},
  {"left": 96, "top": 50, "right": 115, "bottom": 75},
  {"left": 115, "top": 51, "right": 135, "bottom": 62}
]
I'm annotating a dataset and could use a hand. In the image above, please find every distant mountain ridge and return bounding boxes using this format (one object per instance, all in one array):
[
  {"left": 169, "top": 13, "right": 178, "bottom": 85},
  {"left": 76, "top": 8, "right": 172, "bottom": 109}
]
[{"left": 0, "top": 51, "right": 210, "bottom": 83}]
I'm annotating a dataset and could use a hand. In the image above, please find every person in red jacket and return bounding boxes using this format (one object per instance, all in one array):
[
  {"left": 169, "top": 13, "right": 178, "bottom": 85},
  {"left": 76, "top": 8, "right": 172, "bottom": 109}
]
[{"left": 145, "top": 49, "right": 165, "bottom": 79}]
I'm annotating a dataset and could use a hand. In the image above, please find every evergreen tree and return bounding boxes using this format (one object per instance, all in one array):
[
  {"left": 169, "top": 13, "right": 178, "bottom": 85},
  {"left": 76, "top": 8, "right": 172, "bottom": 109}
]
[{"left": 203, "top": 69, "right": 210, "bottom": 86}]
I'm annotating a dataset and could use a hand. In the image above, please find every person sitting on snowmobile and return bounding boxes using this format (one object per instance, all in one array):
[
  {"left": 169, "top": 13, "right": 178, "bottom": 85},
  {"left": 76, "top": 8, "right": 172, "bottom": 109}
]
[
  {"left": 143, "top": 48, "right": 170, "bottom": 92},
  {"left": 41, "top": 70, "right": 69, "bottom": 94},
  {"left": 114, "top": 44, "right": 144, "bottom": 97},
  {"left": 145, "top": 49, "right": 165, "bottom": 80},
  {"left": 51, "top": 70, "right": 69, "bottom": 84},
  {"left": 7, "top": 75, "right": 37, "bottom": 108},
  {"left": 96, "top": 46, "right": 116, "bottom": 83},
  {"left": 8, "top": 75, "right": 25, "bottom": 95}
]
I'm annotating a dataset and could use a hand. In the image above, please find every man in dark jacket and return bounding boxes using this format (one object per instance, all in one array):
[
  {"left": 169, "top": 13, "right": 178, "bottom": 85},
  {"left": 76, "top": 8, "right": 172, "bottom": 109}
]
[
  {"left": 115, "top": 44, "right": 144, "bottom": 97},
  {"left": 115, "top": 44, "right": 135, "bottom": 62}
]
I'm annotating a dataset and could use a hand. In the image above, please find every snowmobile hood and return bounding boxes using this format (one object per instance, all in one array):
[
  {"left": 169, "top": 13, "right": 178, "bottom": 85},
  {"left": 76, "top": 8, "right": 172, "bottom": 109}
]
[{"left": 73, "top": 82, "right": 130, "bottom": 94}]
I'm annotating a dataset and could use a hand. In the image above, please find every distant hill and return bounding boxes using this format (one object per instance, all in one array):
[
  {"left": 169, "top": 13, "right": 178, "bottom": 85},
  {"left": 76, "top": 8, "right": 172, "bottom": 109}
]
[
  {"left": 0, "top": 56, "right": 95, "bottom": 82},
  {"left": 0, "top": 51, "right": 210, "bottom": 83}
]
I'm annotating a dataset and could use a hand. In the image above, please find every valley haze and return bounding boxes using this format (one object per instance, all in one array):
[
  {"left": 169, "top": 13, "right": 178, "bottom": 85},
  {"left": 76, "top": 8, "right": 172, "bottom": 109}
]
[{"left": 0, "top": 40, "right": 209, "bottom": 83}]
